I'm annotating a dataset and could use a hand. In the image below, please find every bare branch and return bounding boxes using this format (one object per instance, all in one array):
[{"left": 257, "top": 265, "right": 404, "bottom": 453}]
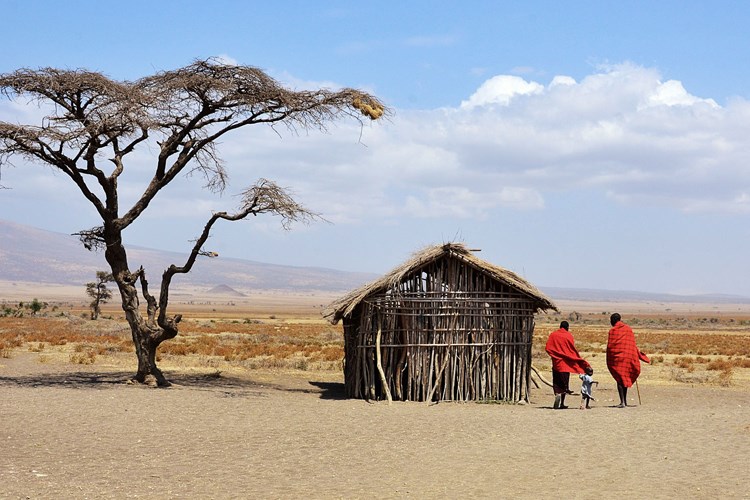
[
  {"left": 238, "top": 178, "right": 320, "bottom": 230},
  {"left": 135, "top": 267, "right": 159, "bottom": 328},
  {"left": 190, "top": 179, "right": 317, "bottom": 275},
  {"left": 0, "top": 67, "right": 151, "bottom": 139},
  {"left": 2, "top": 60, "right": 388, "bottom": 235},
  {"left": 154, "top": 178, "right": 318, "bottom": 325},
  {"left": 73, "top": 226, "right": 106, "bottom": 251},
  {"left": 125, "top": 58, "right": 389, "bottom": 208},
  {"left": 0, "top": 68, "right": 154, "bottom": 219}
]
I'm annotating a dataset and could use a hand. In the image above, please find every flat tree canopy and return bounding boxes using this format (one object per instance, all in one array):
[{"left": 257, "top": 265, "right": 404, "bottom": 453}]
[{"left": 0, "top": 58, "right": 387, "bottom": 386}]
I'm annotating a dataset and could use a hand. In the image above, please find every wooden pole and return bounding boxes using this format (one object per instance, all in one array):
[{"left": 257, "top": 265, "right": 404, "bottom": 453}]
[
  {"left": 531, "top": 365, "right": 553, "bottom": 388},
  {"left": 375, "top": 325, "right": 392, "bottom": 405},
  {"left": 425, "top": 345, "right": 451, "bottom": 404},
  {"left": 635, "top": 380, "right": 642, "bottom": 405}
]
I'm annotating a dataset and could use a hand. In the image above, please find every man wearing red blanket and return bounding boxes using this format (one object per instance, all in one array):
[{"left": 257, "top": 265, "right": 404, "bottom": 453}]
[
  {"left": 545, "top": 321, "right": 590, "bottom": 409},
  {"left": 607, "top": 313, "right": 650, "bottom": 408}
]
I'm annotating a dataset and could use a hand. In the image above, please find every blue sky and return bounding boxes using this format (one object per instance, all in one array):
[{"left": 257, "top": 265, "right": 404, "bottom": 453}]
[{"left": 1, "top": 1, "right": 750, "bottom": 296}]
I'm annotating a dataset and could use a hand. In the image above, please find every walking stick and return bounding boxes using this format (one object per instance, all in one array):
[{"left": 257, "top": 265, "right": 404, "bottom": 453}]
[{"left": 635, "top": 380, "right": 642, "bottom": 405}]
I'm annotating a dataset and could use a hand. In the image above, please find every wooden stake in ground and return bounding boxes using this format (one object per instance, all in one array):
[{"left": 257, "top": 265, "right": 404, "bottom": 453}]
[
  {"left": 375, "top": 326, "right": 392, "bottom": 405},
  {"left": 425, "top": 345, "right": 452, "bottom": 404},
  {"left": 636, "top": 380, "right": 642, "bottom": 405}
]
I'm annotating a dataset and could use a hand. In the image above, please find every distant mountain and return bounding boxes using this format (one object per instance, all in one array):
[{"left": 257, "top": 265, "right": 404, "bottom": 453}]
[
  {"left": 541, "top": 286, "right": 750, "bottom": 305},
  {"left": 206, "top": 284, "right": 246, "bottom": 297},
  {"left": 0, "top": 219, "right": 378, "bottom": 293},
  {"left": 2, "top": 220, "right": 748, "bottom": 304}
]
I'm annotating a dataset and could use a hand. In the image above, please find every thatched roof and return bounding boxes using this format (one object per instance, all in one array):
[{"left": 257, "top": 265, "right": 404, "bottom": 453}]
[{"left": 322, "top": 243, "right": 557, "bottom": 324}]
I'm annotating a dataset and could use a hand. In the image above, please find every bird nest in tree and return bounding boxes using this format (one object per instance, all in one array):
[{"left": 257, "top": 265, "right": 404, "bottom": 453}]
[{"left": 352, "top": 97, "right": 384, "bottom": 120}]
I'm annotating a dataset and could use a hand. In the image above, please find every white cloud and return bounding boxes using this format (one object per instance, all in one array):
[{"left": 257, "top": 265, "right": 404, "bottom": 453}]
[
  {"left": 460, "top": 75, "right": 544, "bottom": 108},
  {"left": 404, "top": 186, "right": 544, "bottom": 219},
  {"left": 4, "top": 62, "right": 750, "bottom": 233},
  {"left": 549, "top": 75, "right": 576, "bottom": 87},
  {"left": 496, "top": 186, "right": 545, "bottom": 209},
  {"left": 645, "top": 80, "right": 718, "bottom": 108},
  {"left": 208, "top": 63, "right": 749, "bottom": 221},
  {"left": 0, "top": 98, "right": 54, "bottom": 125},
  {"left": 383, "top": 63, "right": 749, "bottom": 216}
]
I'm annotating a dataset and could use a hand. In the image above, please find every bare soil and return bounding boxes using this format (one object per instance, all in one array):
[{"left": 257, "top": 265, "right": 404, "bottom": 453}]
[
  {"left": 2, "top": 349, "right": 749, "bottom": 499},
  {"left": 2, "top": 287, "right": 750, "bottom": 498}
]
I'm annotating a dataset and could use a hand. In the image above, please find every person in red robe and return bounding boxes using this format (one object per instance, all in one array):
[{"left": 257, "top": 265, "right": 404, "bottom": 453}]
[
  {"left": 607, "top": 313, "right": 650, "bottom": 408},
  {"left": 545, "top": 321, "right": 590, "bottom": 409}
]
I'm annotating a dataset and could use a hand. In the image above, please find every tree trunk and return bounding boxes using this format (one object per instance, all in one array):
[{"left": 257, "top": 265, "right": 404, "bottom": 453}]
[
  {"left": 91, "top": 298, "right": 101, "bottom": 320},
  {"left": 105, "top": 231, "right": 171, "bottom": 387},
  {"left": 121, "top": 281, "right": 170, "bottom": 386},
  {"left": 132, "top": 325, "right": 169, "bottom": 386}
]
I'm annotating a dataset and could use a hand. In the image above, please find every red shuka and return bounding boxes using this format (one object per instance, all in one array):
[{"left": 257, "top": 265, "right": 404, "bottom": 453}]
[
  {"left": 545, "top": 328, "right": 589, "bottom": 374},
  {"left": 607, "top": 321, "right": 650, "bottom": 388}
]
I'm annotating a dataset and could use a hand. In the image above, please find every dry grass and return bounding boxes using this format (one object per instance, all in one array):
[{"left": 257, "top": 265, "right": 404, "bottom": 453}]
[
  {"left": 155, "top": 317, "right": 344, "bottom": 371},
  {"left": 1, "top": 306, "right": 748, "bottom": 384},
  {"left": 535, "top": 311, "right": 750, "bottom": 388},
  {"left": 0, "top": 313, "right": 343, "bottom": 373},
  {"left": 70, "top": 350, "right": 97, "bottom": 365}
]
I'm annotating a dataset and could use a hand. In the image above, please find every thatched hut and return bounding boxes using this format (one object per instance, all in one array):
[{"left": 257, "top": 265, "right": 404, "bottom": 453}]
[{"left": 323, "top": 243, "right": 556, "bottom": 403}]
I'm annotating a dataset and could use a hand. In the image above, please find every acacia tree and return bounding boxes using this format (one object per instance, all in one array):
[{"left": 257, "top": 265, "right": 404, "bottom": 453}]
[
  {"left": 86, "top": 271, "right": 114, "bottom": 320},
  {"left": 0, "top": 59, "right": 386, "bottom": 386}
]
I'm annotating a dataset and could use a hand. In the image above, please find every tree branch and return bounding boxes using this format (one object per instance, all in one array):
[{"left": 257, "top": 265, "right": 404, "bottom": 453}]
[
  {"left": 134, "top": 266, "right": 159, "bottom": 328},
  {"left": 113, "top": 58, "right": 387, "bottom": 230},
  {"left": 154, "top": 179, "right": 317, "bottom": 329}
]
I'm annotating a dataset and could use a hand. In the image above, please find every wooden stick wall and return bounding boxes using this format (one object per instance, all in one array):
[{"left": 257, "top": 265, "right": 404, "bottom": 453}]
[{"left": 341, "top": 258, "right": 537, "bottom": 402}]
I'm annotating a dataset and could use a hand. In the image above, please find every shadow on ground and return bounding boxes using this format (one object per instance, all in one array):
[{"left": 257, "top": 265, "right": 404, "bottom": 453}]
[
  {"left": 0, "top": 369, "right": 349, "bottom": 401},
  {"left": 308, "top": 381, "right": 347, "bottom": 400},
  {"left": 0, "top": 370, "right": 136, "bottom": 389}
]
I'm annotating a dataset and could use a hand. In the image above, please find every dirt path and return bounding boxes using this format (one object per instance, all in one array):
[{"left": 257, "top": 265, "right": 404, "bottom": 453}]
[{"left": 1, "top": 353, "right": 749, "bottom": 499}]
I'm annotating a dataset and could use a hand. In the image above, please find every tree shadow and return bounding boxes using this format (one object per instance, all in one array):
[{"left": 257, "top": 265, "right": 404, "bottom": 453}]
[
  {"left": 0, "top": 370, "right": 266, "bottom": 394},
  {"left": 0, "top": 369, "right": 349, "bottom": 400},
  {"left": 167, "top": 372, "right": 270, "bottom": 397},
  {"left": 0, "top": 370, "right": 135, "bottom": 390}
]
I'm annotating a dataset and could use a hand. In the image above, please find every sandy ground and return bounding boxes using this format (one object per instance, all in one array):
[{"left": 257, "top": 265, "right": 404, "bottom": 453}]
[{"left": 1, "top": 352, "right": 749, "bottom": 500}]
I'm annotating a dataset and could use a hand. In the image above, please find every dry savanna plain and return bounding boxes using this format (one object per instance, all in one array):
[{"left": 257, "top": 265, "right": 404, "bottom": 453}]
[{"left": 1, "top": 282, "right": 749, "bottom": 499}]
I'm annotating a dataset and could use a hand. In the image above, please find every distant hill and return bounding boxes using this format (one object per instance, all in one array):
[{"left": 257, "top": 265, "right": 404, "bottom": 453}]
[
  {"left": 541, "top": 286, "right": 750, "bottom": 305},
  {"left": 206, "top": 284, "right": 247, "bottom": 297},
  {"left": 1, "top": 219, "right": 748, "bottom": 304},
  {"left": 0, "top": 219, "right": 377, "bottom": 293}
]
